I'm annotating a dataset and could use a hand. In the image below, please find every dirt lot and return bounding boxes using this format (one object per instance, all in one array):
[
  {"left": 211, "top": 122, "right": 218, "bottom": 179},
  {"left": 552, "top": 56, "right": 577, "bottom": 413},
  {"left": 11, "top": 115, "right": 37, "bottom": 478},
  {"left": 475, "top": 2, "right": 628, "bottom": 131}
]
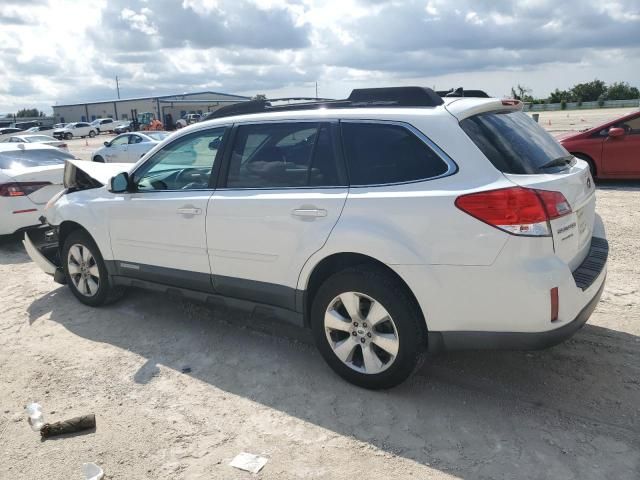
[{"left": 0, "top": 113, "right": 639, "bottom": 479}]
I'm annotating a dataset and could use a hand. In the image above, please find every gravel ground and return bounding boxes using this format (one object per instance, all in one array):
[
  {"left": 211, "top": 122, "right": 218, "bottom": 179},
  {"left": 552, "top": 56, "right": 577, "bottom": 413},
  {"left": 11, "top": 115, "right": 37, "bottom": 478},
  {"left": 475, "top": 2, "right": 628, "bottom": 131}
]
[{"left": 0, "top": 112, "right": 638, "bottom": 479}]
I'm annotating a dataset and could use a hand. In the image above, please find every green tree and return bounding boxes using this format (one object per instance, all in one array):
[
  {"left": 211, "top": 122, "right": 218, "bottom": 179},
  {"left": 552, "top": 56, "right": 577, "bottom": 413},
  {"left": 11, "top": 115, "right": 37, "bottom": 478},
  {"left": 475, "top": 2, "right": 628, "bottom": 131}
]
[
  {"left": 15, "top": 108, "right": 42, "bottom": 118},
  {"left": 570, "top": 79, "right": 607, "bottom": 102},
  {"left": 607, "top": 82, "right": 640, "bottom": 100},
  {"left": 510, "top": 84, "right": 534, "bottom": 102},
  {"left": 548, "top": 88, "right": 573, "bottom": 103}
]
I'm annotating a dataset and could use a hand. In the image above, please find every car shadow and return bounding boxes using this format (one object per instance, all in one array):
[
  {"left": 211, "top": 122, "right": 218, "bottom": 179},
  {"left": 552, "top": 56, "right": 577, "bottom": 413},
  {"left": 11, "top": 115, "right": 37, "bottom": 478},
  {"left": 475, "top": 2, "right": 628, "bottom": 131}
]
[
  {"left": 0, "top": 233, "right": 30, "bottom": 265},
  {"left": 27, "top": 286, "right": 640, "bottom": 479},
  {"left": 596, "top": 179, "right": 640, "bottom": 191}
]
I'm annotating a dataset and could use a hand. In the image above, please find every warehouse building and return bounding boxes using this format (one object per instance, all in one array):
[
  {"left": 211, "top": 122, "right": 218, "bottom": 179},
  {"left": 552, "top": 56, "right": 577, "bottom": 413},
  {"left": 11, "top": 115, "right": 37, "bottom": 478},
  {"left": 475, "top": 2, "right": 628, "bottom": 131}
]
[{"left": 52, "top": 91, "right": 249, "bottom": 127}]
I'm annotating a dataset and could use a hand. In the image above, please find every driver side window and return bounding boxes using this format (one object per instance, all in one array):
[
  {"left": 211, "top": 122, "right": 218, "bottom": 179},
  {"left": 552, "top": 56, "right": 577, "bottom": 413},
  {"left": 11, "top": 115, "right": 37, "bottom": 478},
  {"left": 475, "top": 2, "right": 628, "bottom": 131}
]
[{"left": 134, "top": 127, "right": 226, "bottom": 191}]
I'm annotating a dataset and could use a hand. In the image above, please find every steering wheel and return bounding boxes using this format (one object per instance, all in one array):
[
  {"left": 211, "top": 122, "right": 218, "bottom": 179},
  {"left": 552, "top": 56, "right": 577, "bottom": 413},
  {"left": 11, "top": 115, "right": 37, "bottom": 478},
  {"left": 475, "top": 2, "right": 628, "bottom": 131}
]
[{"left": 175, "top": 167, "right": 209, "bottom": 189}]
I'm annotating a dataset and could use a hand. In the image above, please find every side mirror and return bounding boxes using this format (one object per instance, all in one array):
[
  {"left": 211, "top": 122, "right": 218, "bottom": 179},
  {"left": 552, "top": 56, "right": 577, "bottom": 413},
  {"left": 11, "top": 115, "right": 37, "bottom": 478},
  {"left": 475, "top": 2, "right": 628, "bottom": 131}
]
[
  {"left": 104, "top": 141, "right": 110, "bottom": 147},
  {"left": 109, "top": 172, "right": 130, "bottom": 193},
  {"left": 608, "top": 127, "right": 626, "bottom": 138}
]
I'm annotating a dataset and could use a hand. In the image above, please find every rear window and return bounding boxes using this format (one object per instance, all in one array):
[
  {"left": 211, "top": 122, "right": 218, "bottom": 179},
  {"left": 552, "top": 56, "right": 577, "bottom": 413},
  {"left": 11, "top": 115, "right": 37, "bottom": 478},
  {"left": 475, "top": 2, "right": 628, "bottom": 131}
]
[
  {"left": 341, "top": 122, "right": 450, "bottom": 186},
  {"left": 460, "top": 111, "right": 571, "bottom": 174},
  {"left": 0, "top": 149, "right": 73, "bottom": 169}
]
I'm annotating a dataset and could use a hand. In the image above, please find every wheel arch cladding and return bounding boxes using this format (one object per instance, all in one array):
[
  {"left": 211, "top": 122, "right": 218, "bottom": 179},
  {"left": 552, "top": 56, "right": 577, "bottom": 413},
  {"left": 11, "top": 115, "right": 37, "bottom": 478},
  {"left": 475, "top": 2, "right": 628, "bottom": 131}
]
[{"left": 303, "top": 252, "right": 428, "bottom": 336}]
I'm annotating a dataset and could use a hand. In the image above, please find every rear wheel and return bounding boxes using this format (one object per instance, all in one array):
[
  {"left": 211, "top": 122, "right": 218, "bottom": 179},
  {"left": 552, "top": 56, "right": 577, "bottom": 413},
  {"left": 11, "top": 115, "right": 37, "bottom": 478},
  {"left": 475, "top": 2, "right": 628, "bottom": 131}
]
[
  {"left": 311, "top": 266, "right": 425, "bottom": 389},
  {"left": 65, "top": 133, "right": 72, "bottom": 140},
  {"left": 62, "top": 230, "right": 124, "bottom": 307},
  {"left": 89, "top": 130, "right": 96, "bottom": 138}
]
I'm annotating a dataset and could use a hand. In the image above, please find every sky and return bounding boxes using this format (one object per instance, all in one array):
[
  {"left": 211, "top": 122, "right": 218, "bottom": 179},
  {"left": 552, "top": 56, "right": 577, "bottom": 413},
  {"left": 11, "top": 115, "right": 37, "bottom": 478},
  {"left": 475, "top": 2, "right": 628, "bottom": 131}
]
[{"left": 1, "top": 0, "right": 639, "bottom": 114}]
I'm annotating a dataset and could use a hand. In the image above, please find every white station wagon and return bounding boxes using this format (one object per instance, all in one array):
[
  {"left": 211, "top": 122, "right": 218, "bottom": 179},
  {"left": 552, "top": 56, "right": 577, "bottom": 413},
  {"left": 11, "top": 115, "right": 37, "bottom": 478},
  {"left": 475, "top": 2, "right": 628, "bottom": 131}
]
[{"left": 24, "top": 87, "right": 607, "bottom": 389}]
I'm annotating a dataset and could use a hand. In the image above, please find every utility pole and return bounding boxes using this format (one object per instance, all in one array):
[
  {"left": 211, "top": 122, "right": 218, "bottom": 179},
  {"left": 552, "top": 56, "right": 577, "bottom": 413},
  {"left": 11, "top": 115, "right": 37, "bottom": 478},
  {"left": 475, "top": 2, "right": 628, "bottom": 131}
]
[
  {"left": 315, "top": 82, "right": 318, "bottom": 98},
  {"left": 116, "top": 76, "right": 121, "bottom": 99}
]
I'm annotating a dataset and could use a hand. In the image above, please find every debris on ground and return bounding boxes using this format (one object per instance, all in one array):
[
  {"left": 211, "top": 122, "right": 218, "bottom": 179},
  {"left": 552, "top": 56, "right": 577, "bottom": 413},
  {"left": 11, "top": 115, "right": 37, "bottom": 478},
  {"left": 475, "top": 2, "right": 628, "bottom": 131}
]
[
  {"left": 40, "top": 414, "right": 96, "bottom": 439},
  {"left": 82, "top": 462, "right": 104, "bottom": 480},
  {"left": 181, "top": 366, "right": 192, "bottom": 373},
  {"left": 229, "top": 452, "right": 269, "bottom": 474},
  {"left": 24, "top": 403, "right": 44, "bottom": 431}
]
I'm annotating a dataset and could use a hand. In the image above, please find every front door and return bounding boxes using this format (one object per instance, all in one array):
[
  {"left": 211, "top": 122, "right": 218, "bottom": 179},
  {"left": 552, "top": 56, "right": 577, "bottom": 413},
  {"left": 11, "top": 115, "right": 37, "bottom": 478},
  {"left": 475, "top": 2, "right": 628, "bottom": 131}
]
[
  {"left": 105, "top": 134, "right": 129, "bottom": 162},
  {"left": 108, "top": 126, "right": 227, "bottom": 291},
  {"left": 207, "top": 122, "right": 347, "bottom": 310},
  {"left": 602, "top": 114, "right": 640, "bottom": 175}
]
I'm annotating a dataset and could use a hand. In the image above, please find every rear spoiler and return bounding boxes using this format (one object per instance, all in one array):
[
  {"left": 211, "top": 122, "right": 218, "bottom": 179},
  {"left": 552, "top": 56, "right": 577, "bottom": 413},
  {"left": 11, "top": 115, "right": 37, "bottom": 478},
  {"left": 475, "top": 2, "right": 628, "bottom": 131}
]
[{"left": 444, "top": 98, "right": 523, "bottom": 121}]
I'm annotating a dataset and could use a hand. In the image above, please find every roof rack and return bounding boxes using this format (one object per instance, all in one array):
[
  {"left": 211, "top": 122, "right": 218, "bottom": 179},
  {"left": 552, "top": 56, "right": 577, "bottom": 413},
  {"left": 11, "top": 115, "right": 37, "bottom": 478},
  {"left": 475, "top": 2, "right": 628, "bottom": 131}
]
[
  {"left": 436, "top": 88, "right": 490, "bottom": 98},
  {"left": 202, "top": 86, "right": 445, "bottom": 121}
]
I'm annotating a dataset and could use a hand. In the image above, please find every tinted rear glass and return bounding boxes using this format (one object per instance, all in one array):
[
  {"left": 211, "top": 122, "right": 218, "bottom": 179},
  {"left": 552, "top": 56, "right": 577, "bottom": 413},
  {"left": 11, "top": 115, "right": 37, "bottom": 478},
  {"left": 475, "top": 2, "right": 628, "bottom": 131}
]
[
  {"left": 460, "top": 111, "right": 571, "bottom": 174},
  {"left": 0, "top": 149, "right": 73, "bottom": 169},
  {"left": 341, "top": 122, "right": 449, "bottom": 185}
]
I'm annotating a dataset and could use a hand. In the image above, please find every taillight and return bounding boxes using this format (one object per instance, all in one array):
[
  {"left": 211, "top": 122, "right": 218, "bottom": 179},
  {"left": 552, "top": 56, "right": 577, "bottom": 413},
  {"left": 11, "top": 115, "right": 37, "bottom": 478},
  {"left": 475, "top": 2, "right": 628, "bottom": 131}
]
[
  {"left": 455, "top": 187, "right": 571, "bottom": 236},
  {"left": 0, "top": 182, "right": 52, "bottom": 197}
]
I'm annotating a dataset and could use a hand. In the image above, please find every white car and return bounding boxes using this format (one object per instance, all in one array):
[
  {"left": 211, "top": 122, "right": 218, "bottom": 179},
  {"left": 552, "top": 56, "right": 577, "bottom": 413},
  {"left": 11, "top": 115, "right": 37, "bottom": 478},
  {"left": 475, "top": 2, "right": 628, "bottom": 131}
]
[
  {"left": 0, "top": 134, "right": 69, "bottom": 150},
  {"left": 53, "top": 122, "right": 97, "bottom": 140},
  {"left": 0, "top": 144, "right": 72, "bottom": 236},
  {"left": 24, "top": 87, "right": 607, "bottom": 389},
  {"left": 91, "top": 132, "right": 170, "bottom": 163},
  {"left": 90, "top": 118, "right": 126, "bottom": 134}
]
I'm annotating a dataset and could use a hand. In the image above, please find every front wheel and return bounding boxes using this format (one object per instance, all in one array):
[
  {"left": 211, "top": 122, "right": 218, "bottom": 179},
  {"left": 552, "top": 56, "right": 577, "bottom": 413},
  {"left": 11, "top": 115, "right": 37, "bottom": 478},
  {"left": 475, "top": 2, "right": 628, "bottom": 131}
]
[
  {"left": 62, "top": 230, "right": 124, "bottom": 306},
  {"left": 65, "top": 133, "right": 72, "bottom": 140},
  {"left": 311, "top": 266, "right": 426, "bottom": 389},
  {"left": 93, "top": 155, "right": 104, "bottom": 163},
  {"left": 574, "top": 153, "right": 596, "bottom": 179}
]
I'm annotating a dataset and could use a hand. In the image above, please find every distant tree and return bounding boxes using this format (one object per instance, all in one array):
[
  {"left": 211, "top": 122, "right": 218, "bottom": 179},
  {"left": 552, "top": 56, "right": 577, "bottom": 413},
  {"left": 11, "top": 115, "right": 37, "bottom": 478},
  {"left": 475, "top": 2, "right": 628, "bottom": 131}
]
[
  {"left": 510, "top": 84, "right": 534, "bottom": 102},
  {"left": 607, "top": 81, "right": 640, "bottom": 100},
  {"left": 549, "top": 88, "right": 574, "bottom": 103},
  {"left": 15, "top": 108, "right": 44, "bottom": 118},
  {"left": 252, "top": 94, "right": 267, "bottom": 101},
  {"left": 570, "top": 79, "right": 607, "bottom": 102}
]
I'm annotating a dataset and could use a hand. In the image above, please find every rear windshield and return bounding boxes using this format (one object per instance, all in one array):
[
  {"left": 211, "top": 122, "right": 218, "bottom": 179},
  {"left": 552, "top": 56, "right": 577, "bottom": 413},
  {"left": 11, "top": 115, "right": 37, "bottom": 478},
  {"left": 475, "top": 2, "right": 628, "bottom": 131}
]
[
  {"left": 460, "top": 111, "right": 572, "bottom": 174},
  {"left": 0, "top": 149, "right": 73, "bottom": 169}
]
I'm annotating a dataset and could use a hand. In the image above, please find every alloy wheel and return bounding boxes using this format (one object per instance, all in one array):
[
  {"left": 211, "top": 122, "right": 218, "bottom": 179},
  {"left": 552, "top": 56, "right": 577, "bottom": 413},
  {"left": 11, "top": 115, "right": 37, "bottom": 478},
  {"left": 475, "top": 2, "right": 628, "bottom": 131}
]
[
  {"left": 67, "top": 244, "right": 100, "bottom": 297},
  {"left": 324, "top": 291, "right": 399, "bottom": 374}
]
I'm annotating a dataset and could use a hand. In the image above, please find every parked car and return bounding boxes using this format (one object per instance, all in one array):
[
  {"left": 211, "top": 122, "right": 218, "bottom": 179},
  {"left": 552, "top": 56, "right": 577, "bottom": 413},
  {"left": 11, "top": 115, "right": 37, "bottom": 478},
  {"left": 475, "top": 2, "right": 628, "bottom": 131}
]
[
  {"left": 0, "top": 134, "right": 68, "bottom": 150},
  {"left": 0, "top": 143, "right": 73, "bottom": 236},
  {"left": 113, "top": 121, "right": 132, "bottom": 134},
  {"left": 91, "top": 132, "right": 170, "bottom": 163},
  {"left": 14, "top": 121, "right": 40, "bottom": 130},
  {"left": 53, "top": 123, "right": 68, "bottom": 129},
  {"left": 175, "top": 113, "right": 201, "bottom": 128},
  {"left": 24, "top": 126, "right": 55, "bottom": 134},
  {"left": 0, "top": 127, "right": 23, "bottom": 135},
  {"left": 559, "top": 110, "right": 640, "bottom": 179},
  {"left": 24, "top": 87, "right": 607, "bottom": 389},
  {"left": 90, "top": 118, "right": 125, "bottom": 134},
  {"left": 52, "top": 122, "right": 97, "bottom": 140}
]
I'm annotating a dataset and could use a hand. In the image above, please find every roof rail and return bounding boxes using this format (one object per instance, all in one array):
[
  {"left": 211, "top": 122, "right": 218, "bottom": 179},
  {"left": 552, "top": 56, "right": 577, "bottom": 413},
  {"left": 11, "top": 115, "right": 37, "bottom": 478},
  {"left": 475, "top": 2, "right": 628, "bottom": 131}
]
[
  {"left": 436, "top": 88, "right": 490, "bottom": 98},
  {"left": 201, "top": 86, "right": 445, "bottom": 121}
]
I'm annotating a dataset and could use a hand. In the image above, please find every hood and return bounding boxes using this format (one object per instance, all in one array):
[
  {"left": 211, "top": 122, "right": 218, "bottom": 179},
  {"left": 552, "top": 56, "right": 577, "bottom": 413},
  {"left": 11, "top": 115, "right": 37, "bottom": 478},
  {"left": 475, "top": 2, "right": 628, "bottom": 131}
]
[
  {"left": 64, "top": 159, "right": 132, "bottom": 189},
  {"left": 556, "top": 131, "right": 583, "bottom": 142}
]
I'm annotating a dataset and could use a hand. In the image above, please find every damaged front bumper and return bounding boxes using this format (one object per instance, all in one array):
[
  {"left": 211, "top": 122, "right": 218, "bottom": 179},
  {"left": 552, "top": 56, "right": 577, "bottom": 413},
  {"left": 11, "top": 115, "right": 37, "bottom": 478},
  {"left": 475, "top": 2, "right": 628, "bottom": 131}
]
[{"left": 23, "top": 225, "right": 66, "bottom": 284}]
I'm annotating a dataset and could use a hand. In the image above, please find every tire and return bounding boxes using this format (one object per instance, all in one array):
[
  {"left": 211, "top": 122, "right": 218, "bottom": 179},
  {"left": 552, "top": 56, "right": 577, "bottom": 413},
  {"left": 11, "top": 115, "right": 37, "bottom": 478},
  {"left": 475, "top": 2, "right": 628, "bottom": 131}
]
[
  {"left": 93, "top": 155, "right": 104, "bottom": 163},
  {"left": 311, "top": 266, "right": 426, "bottom": 389},
  {"left": 89, "top": 130, "right": 96, "bottom": 138},
  {"left": 62, "top": 230, "right": 124, "bottom": 307},
  {"left": 573, "top": 153, "right": 596, "bottom": 179},
  {"left": 65, "top": 133, "right": 72, "bottom": 140}
]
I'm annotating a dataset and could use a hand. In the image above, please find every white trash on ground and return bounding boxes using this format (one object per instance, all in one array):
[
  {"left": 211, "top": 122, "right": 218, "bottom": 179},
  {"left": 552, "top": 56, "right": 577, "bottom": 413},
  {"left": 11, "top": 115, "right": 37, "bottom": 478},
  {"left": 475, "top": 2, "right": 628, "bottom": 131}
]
[
  {"left": 82, "top": 462, "right": 104, "bottom": 480},
  {"left": 229, "top": 452, "right": 268, "bottom": 474},
  {"left": 24, "top": 403, "right": 44, "bottom": 431}
]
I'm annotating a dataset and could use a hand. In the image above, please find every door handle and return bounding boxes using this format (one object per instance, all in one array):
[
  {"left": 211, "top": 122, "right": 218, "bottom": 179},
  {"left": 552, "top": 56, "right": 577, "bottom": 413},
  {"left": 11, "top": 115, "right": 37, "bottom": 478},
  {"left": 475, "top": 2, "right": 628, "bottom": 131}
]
[
  {"left": 292, "top": 208, "right": 327, "bottom": 218},
  {"left": 177, "top": 207, "right": 202, "bottom": 215}
]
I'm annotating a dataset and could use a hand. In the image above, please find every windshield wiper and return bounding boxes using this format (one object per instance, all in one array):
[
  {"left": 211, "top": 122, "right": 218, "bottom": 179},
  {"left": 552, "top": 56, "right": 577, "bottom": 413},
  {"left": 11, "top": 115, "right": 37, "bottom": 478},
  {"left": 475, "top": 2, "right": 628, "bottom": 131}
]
[{"left": 538, "top": 156, "right": 574, "bottom": 171}]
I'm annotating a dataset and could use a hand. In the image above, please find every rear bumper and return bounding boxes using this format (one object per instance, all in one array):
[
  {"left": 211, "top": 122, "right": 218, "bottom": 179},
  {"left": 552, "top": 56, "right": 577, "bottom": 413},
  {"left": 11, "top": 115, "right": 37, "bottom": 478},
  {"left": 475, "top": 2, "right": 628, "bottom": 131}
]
[{"left": 431, "top": 277, "right": 605, "bottom": 351}]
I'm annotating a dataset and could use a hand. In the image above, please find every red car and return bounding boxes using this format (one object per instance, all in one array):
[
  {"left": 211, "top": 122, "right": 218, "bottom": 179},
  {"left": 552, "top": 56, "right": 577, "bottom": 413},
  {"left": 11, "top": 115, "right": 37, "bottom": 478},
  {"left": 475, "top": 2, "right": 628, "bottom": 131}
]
[{"left": 559, "top": 110, "right": 640, "bottom": 179}]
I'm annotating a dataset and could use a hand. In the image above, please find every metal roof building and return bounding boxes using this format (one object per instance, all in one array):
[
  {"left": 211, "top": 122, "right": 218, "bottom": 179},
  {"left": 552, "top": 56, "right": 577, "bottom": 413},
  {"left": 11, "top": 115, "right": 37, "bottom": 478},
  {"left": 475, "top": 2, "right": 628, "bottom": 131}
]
[{"left": 52, "top": 90, "right": 249, "bottom": 125}]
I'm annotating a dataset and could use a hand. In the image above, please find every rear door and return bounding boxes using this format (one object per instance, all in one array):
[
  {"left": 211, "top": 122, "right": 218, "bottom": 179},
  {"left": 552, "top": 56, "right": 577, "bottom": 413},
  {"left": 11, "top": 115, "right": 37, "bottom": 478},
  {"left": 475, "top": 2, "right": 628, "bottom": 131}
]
[
  {"left": 602, "top": 114, "right": 640, "bottom": 175},
  {"left": 460, "top": 109, "right": 596, "bottom": 270},
  {"left": 127, "top": 134, "right": 151, "bottom": 162},
  {"left": 206, "top": 121, "right": 347, "bottom": 309},
  {"left": 108, "top": 127, "right": 227, "bottom": 290}
]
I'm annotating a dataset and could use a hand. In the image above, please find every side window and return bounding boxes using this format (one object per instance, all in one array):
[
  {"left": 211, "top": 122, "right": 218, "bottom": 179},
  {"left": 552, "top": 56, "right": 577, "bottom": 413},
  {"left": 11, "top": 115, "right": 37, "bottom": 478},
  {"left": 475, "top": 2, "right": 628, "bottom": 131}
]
[
  {"left": 134, "top": 127, "right": 226, "bottom": 191},
  {"left": 616, "top": 116, "right": 640, "bottom": 135},
  {"left": 226, "top": 122, "right": 341, "bottom": 188},
  {"left": 111, "top": 135, "right": 129, "bottom": 146},
  {"left": 341, "top": 122, "right": 449, "bottom": 186},
  {"left": 129, "top": 135, "right": 144, "bottom": 144}
]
